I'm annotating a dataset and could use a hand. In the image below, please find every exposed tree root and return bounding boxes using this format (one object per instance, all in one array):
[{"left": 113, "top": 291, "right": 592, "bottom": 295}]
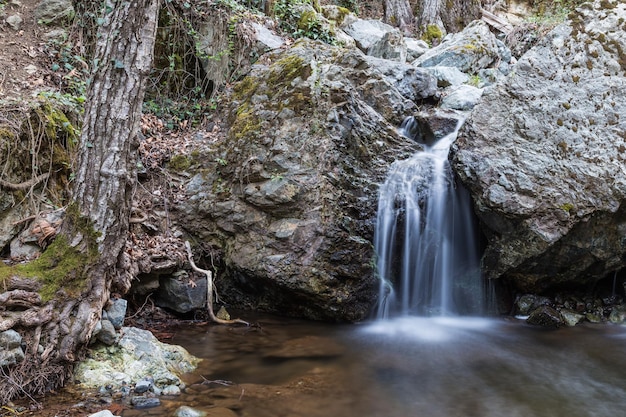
[
  {"left": 184, "top": 241, "right": 248, "bottom": 326},
  {"left": 0, "top": 172, "right": 50, "bottom": 191}
]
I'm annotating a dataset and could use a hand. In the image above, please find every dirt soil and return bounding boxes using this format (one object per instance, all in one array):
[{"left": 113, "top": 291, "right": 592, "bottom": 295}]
[{"left": 0, "top": 0, "right": 61, "bottom": 102}]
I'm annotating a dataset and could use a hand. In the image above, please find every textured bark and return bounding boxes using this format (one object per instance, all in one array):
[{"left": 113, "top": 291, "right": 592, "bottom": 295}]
[
  {"left": 0, "top": 0, "right": 160, "bottom": 404},
  {"left": 384, "top": 0, "right": 414, "bottom": 29},
  {"left": 417, "top": 0, "right": 481, "bottom": 35}
]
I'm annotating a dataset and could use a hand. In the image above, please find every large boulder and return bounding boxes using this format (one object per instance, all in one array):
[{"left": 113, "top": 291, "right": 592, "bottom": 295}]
[
  {"left": 451, "top": 0, "right": 626, "bottom": 294},
  {"left": 178, "top": 39, "right": 435, "bottom": 321}
]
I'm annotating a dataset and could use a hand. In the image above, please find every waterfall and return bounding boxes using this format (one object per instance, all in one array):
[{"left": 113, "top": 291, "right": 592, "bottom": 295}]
[{"left": 374, "top": 116, "right": 485, "bottom": 318}]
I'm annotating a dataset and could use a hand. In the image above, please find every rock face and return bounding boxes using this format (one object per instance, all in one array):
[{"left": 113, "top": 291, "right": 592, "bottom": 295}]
[
  {"left": 451, "top": 0, "right": 626, "bottom": 294},
  {"left": 179, "top": 39, "right": 436, "bottom": 321}
]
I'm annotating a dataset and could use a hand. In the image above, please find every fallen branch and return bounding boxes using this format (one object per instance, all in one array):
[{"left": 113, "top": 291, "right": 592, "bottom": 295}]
[{"left": 184, "top": 241, "right": 248, "bottom": 326}]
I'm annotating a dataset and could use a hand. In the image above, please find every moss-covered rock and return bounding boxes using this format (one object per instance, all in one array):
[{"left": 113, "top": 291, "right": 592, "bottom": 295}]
[{"left": 178, "top": 40, "right": 438, "bottom": 321}]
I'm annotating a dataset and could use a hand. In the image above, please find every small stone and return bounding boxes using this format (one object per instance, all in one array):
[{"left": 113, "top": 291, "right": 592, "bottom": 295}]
[
  {"left": 6, "top": 14, "right": 23, "bottom": 31},
  {"left": 0, "top": 329, "right": 22, "bottom": 349},
  {"left": 173, "top": 406, "right": 207, "bottom": 417},
  {"left": 133, "top": 379, "right": 153, "bottom": 394},
  {"left": 106, "top": 298, "right": 127, "bottom": 329},
  {"left": 96, "top": 319, "right": 117, "bottom": 345},
  {"left": 161, "top": 384, "right": 181, "bottom": 396},
  {"left": 24, "top": 64, "right": 38, "bottom": 75},
  {"left": 87, "top": 411, "right": 117, "bottom": 417},
  {"left": 560, "top": 309, "right": 585, "bottom": 327},
  {"left": 130, "top": 396, "right": 160, "bottom": 409}
]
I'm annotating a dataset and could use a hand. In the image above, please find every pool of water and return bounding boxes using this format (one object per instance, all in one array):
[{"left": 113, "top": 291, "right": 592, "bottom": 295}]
[{"left": 114, "top": 314, "right": 626, "bottom": 417}]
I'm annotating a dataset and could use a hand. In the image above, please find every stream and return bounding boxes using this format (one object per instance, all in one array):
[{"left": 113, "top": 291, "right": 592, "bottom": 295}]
[{"left": 114, "top": 314, "right": 626, "bottom": 417}]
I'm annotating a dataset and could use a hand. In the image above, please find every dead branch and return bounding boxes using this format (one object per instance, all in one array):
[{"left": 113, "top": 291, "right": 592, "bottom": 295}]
[{"left": 184, "top": 241, "right": 248, "bottom": 326}]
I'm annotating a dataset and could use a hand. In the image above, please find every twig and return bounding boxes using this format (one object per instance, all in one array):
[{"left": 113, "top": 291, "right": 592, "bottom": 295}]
[{"left": 184, "top": 241, "right": 248, "bottom": 326}]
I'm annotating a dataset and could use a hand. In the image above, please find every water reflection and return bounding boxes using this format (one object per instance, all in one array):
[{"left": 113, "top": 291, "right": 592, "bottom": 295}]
[{"left": 126, "top": 316, "right": 626, "bottom": 417}]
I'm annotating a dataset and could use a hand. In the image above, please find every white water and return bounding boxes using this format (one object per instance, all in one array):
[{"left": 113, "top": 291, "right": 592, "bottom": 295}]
[{"left": 374, "top": 116, "right": 484, "bottom": 318}]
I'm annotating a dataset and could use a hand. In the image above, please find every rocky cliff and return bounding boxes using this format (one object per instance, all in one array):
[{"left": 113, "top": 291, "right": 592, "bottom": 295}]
[{"left": 451, "top": 0, "right": 626, "bottom": 294}]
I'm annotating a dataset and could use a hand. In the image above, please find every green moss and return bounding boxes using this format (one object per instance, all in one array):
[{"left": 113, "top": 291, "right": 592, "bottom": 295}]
[
  {"left": 232, "top": 76, "right": 260, "bottom": 102},
  {"left": 230, "top": 102, "right": 262, "bottom": 141},
  {"left": 267, "top": 55, "right": 310, "bottom": 87},
  {"left": 168, "top": 154, "right": 191, "bottom": 171},
  {"left": 421, "top": 24, "right": 443, "bottom": 46},
  {"left": 560, "top": 203, "right": 575, "bottom": 212},
  {"left": 0, "top": 233, "right": 95, "bottom": 302}
]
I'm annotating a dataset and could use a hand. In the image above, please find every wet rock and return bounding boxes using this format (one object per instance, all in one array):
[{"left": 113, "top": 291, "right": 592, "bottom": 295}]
[
  {"left": 88, "top": 411, "right": 119, "bottom": 417},
  {"left": 526, "top": 305, "right": 564, "bottom": 328},
  {"left": 0, "top": 329, "right": 24, "bottom": 367},
  {"left": 134, "top": 378, "right": 153, "bottom": 394},
  {"left": 560, "top": 309, "right": 585, "bottom": 327},
  {"left": 412, "top": 20, "right": 502, "bottom": 74},
  {"left": 174, "top": 405, "right": 207, "bottom": 417},
  {"left": 75, "top": 327, "right": 198, "bottom": 391},
  {"left": 451, "top": 0, "right": 626, "bottom": 293},
  {"left": 106, "top": 298, "right": 127, "bottom": 329},
  {"left": 162, "top": 384, "right": 181, "bottom": 396},
  {"left": 400, "top": 110, "right": 462, "bottom": 146},
  {"left": 609, "top": 306, "right": 626, "bottom": 324},
  {"left": 155, "top": 272, "right": 207, "bottom": 314},
  {"left": 130, "top": 396, "right": 160, "bottom": 408},
  {"left": 34, "top": 0, "right": 74, "bottom": 26},
  {"left": 515, "top": 294, "right": 552, "bottom": 316}
]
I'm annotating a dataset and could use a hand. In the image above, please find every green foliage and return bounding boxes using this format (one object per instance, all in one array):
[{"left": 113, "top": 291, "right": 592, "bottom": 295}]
[
  {"left": 466, "top": 74, "right": 482, "bottom": 87},
  {"left": 274, "top": 0, "right": 336, "bottom": 44}
]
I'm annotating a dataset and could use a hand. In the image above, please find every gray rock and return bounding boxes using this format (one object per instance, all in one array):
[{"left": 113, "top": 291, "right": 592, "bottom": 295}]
[
  {"left": 560, "top": 309, "right": 585, "bottom": 326},
  {"left": 75, "top": 327, "right": 198, "bottom": 390},
  {"left": 6, "top": 14, "right": 23, "bottom": 31},
  {"left": 424, "top": 66, "right": 469, "bottom": 87},
  {"left": 161, "top": 384, "right": 181, "bottom": 396},
  {"left": 96, "top": 319, "right": 117, "bottom": 345},
  {"left": 439, "top": 84, "right": 483, "bottom": 111},
  {"left": 451, "top": 0, "right": 626, "bottom": 293},
  {"left": 515, "top": 294, "right": 551, "bottom": 315},
  {"left": 155, "top": 272, "right": 207, "bottom": 314},
  {"left": 341, "top": 19, "right": 396, "bottom": 52},
  {"left": 130, "top": 396, "right": 161, "bottom": 409},
  {"left": 106, "top": 298, "right": 127, "bottom": 329},
  {"left": 367, "top": 30, "right": 407, "bottom": 63},
  {"left": 405, "top": 38, "right": 429, "bottom": 61},
  {"left": 412, "top": 20, "right": 501, "bottom": 74},
  {"left": 34, "top": 0, "right": 74, "bottom": 26},
  {"left": 0, "top": 330, "right": 24, "bottom": 367},
  {"left": 178, "top": 39, "right": 426, "bottom": 321},
  {"left": 0, "top": 329, "right": 22, "bottom": 350},
  {"left": 134, "top": 378, "right": 153, "bottom": 394},
  {"left": 251, "top": 22, "right": 283, "bottom": 50},
  {"left": 174, "top": 406, "right": 207, "bottom": 417}
]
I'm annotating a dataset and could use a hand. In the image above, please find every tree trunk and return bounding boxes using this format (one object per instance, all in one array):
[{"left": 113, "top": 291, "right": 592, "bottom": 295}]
[
  {"left": 0, "top": 0, "right": 159, "bottom": 404},
  {"left": 384, "top": 0, "right": 414, "bottom": 30},
  {"left": 416, "top": 0, "right": 481, "bottom": 37}
]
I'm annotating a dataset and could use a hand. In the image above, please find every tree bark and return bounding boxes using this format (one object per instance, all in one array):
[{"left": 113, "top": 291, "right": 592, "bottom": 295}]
[
  {"left": 416, "top": 0, "right": 481, "bottom": 36},
  {"left": 384, "top": 0, "right": 414, "bottom": 29},
  {"left": 0, "top": 0, "right": 160, "bottom": 404}
]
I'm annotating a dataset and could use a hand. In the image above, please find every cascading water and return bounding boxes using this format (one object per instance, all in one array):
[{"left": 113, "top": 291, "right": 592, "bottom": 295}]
[{"left": 374, "top": 116, "right": 485, "bottom": 318}]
